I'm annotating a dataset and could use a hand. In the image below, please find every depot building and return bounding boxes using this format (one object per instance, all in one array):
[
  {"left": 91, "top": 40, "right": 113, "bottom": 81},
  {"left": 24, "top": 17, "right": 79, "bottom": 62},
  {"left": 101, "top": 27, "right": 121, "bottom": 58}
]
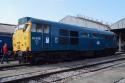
[{"left": 111, "top": 18, "right": 125, "bottom": 52}]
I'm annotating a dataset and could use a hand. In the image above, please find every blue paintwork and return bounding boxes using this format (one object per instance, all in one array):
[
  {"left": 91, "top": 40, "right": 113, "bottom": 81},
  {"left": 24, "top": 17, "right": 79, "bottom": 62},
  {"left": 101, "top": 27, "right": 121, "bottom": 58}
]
[
  {"left": 19, "top": 17, "right": 117, "bottom": 52},
  {"left": 0, "top": 33, "right": 12, "bottom": 56}
]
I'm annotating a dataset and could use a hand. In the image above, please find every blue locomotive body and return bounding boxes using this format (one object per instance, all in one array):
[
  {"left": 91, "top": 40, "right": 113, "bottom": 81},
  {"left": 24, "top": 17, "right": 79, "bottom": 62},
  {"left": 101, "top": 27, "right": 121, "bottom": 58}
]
[
  {"left": 16, "top": 17, "right": 117, "bottom": 63},
  {"left": 0, "top": 33, "right": 12, "bottom": 57},
  {"left": 27, "top": 18, "right": 117, "bottom": 52}
]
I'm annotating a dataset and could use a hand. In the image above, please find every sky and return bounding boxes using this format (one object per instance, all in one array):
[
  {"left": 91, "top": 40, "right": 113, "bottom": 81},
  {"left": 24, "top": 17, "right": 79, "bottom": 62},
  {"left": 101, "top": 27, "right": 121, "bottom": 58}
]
[{"left": 0, "top": 0, "right": 124, "bottom": 24}]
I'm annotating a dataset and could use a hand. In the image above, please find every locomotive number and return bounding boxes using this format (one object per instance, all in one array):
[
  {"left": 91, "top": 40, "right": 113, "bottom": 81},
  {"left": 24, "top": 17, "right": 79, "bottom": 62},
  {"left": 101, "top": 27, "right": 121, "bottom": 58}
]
[{"left": 32, "top": 37, "right": 41, "bottom": 45}]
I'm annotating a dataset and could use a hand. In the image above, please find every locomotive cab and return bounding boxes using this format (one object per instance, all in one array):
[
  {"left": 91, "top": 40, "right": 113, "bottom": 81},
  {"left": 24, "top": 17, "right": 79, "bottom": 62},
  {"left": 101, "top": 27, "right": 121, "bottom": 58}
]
[
  {"left": 13, "top": 23, "right": 32, "bottom": 56},
  {"left": 13, "top": 17, "right": 51, "bottom": 64}
]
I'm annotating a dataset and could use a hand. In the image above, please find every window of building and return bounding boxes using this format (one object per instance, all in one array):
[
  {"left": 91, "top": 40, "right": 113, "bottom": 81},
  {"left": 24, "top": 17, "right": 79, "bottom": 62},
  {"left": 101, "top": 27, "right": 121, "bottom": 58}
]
[
  {"left": 70, "top": 31, "right": 78, "bottom": 37},
  {"left": 59, "top": 29, "right": 69, "bottom": 36},
  {"left": 59, "top": 37, "right": 69, "bottom": 44},
  {"left": 70, "top": 38, "right": 79, "bottom": 45}
]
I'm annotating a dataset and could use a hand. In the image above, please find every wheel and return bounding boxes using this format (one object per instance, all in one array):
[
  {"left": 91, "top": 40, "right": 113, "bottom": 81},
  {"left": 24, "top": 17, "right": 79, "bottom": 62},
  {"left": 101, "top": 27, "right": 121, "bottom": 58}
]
[
  {"left": 18, "top": 51, "right": 27, "bottom": 64},
  {"left": 29, "top": 55, "right": 37, "bottom": 65},
  {"left": 17, "top": 51, "right": 23, "bottom": 64}
]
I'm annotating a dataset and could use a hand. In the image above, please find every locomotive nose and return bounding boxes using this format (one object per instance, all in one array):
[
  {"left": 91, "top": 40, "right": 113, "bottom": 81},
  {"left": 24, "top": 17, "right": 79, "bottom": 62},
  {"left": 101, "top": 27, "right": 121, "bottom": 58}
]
[{"left": 17, "top": 42, "right": 20, "bottom": 49}]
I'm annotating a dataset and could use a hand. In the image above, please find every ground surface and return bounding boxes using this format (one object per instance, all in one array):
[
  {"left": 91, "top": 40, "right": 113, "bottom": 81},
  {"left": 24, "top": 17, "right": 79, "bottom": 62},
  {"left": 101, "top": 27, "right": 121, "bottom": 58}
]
[
  {"left": 65, "top": 61, "right": 125, "bottom": 83},
  {"left": 0, "top": 61, "right": 18, "bottom": 67},
  {"left": 1, "top": 54, "right": 125, "bottom": 83}
]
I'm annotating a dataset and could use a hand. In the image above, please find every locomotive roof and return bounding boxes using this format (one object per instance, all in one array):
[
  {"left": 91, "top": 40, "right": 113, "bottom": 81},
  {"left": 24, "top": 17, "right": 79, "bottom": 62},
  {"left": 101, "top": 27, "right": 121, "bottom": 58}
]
[{"left": 19, "top": 17, "right": 114, "bottom": 35}]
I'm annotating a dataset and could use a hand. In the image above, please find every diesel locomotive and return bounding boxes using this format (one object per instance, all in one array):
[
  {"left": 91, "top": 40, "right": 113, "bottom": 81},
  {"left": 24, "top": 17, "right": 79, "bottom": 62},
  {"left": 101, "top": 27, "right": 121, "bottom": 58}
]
[{"left": 13, "top": 17, "right": 117, "bottom": 64}]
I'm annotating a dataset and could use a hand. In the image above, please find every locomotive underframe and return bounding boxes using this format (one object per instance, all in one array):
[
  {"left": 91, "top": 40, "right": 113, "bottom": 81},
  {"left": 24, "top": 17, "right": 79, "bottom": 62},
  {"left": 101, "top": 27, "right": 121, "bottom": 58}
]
[{"left": 17, "top": 48, "right": 116, "bottom": 64}]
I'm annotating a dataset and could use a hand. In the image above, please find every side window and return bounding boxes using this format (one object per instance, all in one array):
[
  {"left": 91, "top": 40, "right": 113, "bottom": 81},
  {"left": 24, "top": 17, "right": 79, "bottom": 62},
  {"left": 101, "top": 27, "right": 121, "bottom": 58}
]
[
  {"left": 82, "top": 32, "right": 89, "bottom": 37},
  {"left": 70, "top": 31, "right": 79, "bottom": 45},
  {"left": 59, "top": 29, "right": 69, "bottom": 45},
  {"left": 92, "top": 33, "right": 97, "bottom": 38},
  {"left": 59, "top": 29, "right": 69, "bottom": 36},
  {"left": 58, "top": 29, "right": 79, "bottom": 45},
  {"left": 70, "top": 31, "right": 78, "bottom": 37}
]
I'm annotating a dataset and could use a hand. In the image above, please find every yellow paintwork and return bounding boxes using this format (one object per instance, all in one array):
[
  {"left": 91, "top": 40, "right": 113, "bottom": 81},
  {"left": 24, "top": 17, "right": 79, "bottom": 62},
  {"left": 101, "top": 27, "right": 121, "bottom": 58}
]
[{"left": 13, "top": 22, "right": 32, "bottom": 52}]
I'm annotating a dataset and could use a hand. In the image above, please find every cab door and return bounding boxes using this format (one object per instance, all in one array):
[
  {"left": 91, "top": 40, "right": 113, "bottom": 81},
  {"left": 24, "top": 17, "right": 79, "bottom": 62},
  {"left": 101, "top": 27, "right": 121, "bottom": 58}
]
[
  {"left": 32, "top": 24, "right": 50, "bottom": 51},
  {"left": 31, "top": 24, "right": 43, "bottom": 51},
  {"left": 42, "top": 25, "right": 50, "bottom": 50}
]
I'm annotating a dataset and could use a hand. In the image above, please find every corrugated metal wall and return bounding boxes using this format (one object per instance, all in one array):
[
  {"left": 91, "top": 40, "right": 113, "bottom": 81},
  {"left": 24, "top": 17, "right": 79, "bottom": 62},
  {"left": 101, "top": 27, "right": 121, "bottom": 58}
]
[
  {"left": 60, "top": 15, "right": 110, "bottom": 31},
  {"left": 111, "top": 18, "right": 125, "bottom": 29},
  {"left": 0, "top": 23, "right": 15, "bottom": 33}
]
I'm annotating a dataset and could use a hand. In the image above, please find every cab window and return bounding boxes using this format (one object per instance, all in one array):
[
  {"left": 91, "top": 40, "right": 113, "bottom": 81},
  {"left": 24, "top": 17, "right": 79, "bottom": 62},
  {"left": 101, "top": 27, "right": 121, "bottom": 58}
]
[
  {"left": 32, "top": 24, "right": 37, "bottom": 32},
  {"left": 44, "top": 25, "right": 50, "bottom": 34},
  {"left": 35, "top": 24, "right": 50, "bottom": 33},
  {"left": 36, "top": 24, "right": 43, "bottom": 33}
]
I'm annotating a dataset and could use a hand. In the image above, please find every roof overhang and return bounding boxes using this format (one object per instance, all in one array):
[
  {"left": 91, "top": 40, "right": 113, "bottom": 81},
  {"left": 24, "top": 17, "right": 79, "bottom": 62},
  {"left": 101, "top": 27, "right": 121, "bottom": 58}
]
[{"left": 111, "top": 28, "right": 125, "bottom": 34}]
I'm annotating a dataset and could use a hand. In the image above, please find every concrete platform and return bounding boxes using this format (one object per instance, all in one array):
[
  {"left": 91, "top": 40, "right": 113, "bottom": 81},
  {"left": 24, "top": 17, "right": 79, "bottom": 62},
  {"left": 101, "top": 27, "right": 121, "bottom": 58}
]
[
  {"left": 68, "top": 61, "right": 125, "bottom": 83},
  {"left": 0, "top": 61, "right": 19, "bottom": 67}
]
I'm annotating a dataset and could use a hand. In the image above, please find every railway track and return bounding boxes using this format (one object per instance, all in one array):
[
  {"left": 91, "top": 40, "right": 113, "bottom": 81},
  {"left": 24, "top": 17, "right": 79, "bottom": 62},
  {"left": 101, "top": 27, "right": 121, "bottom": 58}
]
[
  {"left": 0, "top": 54, "right": 125, "bottom": 83},
  {"left": 41, "top": 58, "right": 125, "bottom": 83}
]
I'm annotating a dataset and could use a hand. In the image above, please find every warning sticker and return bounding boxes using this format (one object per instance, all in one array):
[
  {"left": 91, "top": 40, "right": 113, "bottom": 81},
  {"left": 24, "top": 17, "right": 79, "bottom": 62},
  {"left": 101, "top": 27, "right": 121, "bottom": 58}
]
[
  {"left": 97, "top": 41, "right": 100, "bottom": 45},
  {"left": 46, "top": 37, "right": 49, "bottom": 43}
]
